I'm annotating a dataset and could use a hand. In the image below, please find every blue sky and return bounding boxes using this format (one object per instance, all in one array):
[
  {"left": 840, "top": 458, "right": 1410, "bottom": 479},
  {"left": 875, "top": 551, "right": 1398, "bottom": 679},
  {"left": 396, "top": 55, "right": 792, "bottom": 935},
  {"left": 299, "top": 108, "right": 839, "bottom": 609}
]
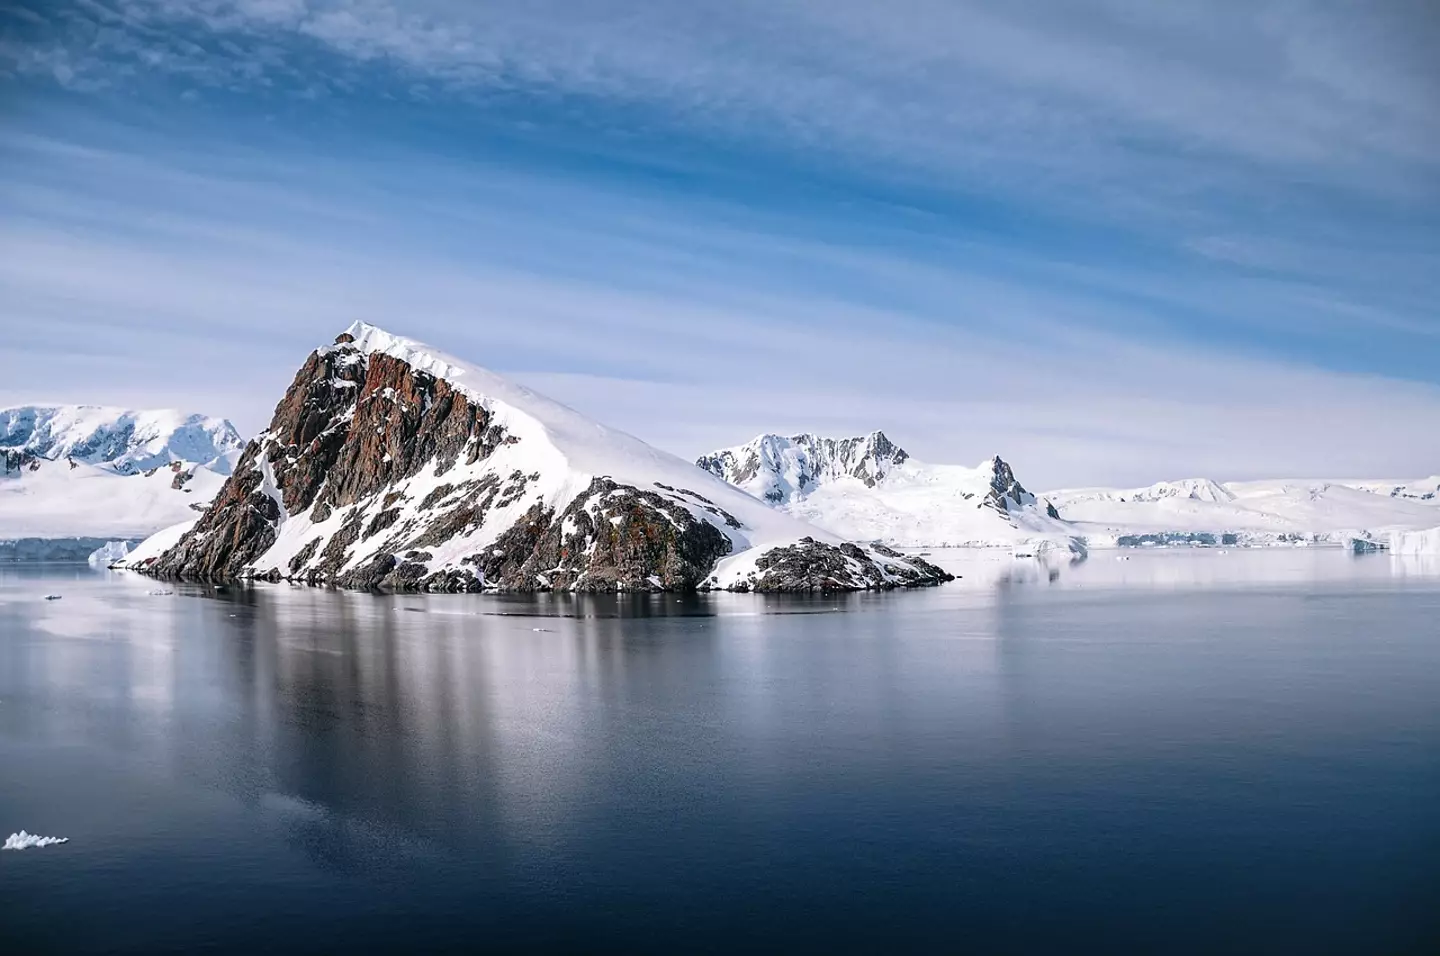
[{"left": 1, "top": 0, "right": 1437, "bottom": 486}]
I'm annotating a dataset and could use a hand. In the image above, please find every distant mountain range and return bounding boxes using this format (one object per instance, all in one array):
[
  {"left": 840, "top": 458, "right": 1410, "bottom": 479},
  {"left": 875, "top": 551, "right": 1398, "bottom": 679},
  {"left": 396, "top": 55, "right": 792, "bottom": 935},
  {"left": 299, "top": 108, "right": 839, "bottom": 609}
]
[
  {"left": 14, "top": 332, "right": 1439, "bottom": 571},
  {"left": 693, "top": 435, "right": 1439, "bottom": 553},
  {"left": 125, "top": 324, "right": 952, "bottom": 592},
  {"left": 1, "top": 404, "right": 243, "bottom": 547},
  {"left": 1, "top": 405, "right": 241, "bottom": 474},
  {"left": 1046, "top": 477, "right": 1440, "bottom": 548},
  {"left": 697, "top": 432, "right": 1081, "bottom": 554}
]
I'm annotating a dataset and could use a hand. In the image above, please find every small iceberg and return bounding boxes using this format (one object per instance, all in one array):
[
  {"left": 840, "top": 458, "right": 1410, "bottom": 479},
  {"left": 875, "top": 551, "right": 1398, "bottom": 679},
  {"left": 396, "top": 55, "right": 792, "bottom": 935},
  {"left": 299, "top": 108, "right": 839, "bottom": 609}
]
[
  {"left": 147, "top": 588, "right": 174, "bottom": 596},
  {"left": 87, "top": 540, "right": 132, "bottom": 567},
  {"left": 4, "top": 830, "right": 69, "bottom": 850}
]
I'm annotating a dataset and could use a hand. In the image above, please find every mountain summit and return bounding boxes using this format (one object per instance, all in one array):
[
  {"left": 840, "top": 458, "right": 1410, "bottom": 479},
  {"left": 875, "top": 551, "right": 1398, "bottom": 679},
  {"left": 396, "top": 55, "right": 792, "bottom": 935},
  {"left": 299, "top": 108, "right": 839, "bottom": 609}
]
[
  {"left": 698, "top": 433, "right": 1078, "bottom": 552},
  {"left": 137, "top": 324, "right": 951, "bottom": 592}
]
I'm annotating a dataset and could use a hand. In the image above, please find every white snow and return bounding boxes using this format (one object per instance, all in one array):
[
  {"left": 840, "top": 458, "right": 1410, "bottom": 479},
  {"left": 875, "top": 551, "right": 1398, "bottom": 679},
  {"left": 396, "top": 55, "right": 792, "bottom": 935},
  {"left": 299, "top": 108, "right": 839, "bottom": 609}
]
[
  {"left": 1, "top": 405, "right": 242, "bottom": 474},
  {"left": 1, "top": 404, "right": 242, "bottom": 540},
  {"left": 113, "top": 518, "right": 200, "bottom": 570},
  {"left": 0, "top": 455, "right": 235, "bottom": 539},
  {"left": 3, "top": 830, "right": 68, "bottom": 850},
  {"left": 1047, "top": 477, "right": 1440, "bottom": 547},
  {"left": 701, "top": 431, "right": 1437, "bottom": 554},
  {"left": 205, "top": 323, "right": 934, "bottom": 590},
  {"left": 86, "top": 540, "right": 131, "bottom": 566},
  {"left": 699, "top": 432, "right": 1083, "bottom": 555}
]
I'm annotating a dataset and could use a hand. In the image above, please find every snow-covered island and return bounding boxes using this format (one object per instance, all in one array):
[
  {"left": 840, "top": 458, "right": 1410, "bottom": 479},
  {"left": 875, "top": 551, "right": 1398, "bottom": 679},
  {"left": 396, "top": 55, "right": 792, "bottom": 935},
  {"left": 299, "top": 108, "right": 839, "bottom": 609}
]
[
  {"left": 125, "top": 324, "right": 952, "bottom": 593},
  {"left": 13, "top": 330, "right": 1438, "bottom": 579}
]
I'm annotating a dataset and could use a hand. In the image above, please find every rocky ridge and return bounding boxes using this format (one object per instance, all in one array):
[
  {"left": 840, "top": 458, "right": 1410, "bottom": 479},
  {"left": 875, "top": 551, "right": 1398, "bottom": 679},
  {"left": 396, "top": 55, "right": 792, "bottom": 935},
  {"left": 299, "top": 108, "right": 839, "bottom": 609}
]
[{"left": 137, "top": 325, "right": 952, "bottom": 593}]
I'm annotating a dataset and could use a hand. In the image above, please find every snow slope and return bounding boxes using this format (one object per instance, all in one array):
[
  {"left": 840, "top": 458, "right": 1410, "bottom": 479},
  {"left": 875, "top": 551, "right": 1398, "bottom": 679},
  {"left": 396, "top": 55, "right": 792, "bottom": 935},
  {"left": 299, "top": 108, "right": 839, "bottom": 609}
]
[
  {"left": 1341, "top": 477, "right": 1440, "bottom": 503},
  {"left": 148, "top": 324, "right": 945, "bottom": 591},
  {"left": 1048, "top": 477, "right": 1440, "bottom": 546},
  {"left": 1, "top": 405, "right": 242, "bottom": 474},
  {"left": 0, "top": 455, "right": 236, "bottom": 539},
  {"left": 698, "top": 432, "right": 1082, "bottom": 553},
  {"left": 114, "top": 519, "right": 198, "bottom": 569}
]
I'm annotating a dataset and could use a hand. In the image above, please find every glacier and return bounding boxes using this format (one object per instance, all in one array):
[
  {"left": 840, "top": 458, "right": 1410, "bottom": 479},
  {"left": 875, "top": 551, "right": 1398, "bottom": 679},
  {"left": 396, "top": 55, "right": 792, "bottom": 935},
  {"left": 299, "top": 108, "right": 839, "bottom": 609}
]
[
  {"left": 1, "top": 404, "right": 242, "bottom": 544},
  {"left": 1046, "top": 477, "right": 1440, "bottom": 548},
  {"left": 1388, "top": 527, "right": 1440, "bottom": 555}
]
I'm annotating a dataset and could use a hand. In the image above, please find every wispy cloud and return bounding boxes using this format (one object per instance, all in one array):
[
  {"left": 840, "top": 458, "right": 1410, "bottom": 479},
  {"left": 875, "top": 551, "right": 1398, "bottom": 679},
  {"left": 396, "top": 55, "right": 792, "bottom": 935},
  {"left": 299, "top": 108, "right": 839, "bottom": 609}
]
[{"left": 0, "top": 2, "right": 1437, "bottom": 484}]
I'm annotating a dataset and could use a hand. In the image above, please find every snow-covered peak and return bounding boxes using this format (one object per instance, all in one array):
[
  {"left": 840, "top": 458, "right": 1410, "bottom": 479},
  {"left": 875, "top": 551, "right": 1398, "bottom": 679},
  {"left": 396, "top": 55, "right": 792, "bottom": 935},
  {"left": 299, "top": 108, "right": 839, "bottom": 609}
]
[
  {"left": 696, "top": 431, "right": 1078, "bottom": 552},
  {"left": 1134, "top": 479, "right": 1236, "bottom": 503},
  {"left": 134, "top": 324, "right": 953, "bottom": 592},
  {"left": 696, "top": 431, "right": 910, "bottom": 504},
  {"left": 336, "top": 324, "right": 817, "bottom": 521},
  {"left": 1049, "top": 478, "right": 1236, "bottom": 505},
  {"left": 0, "top": 405, "right": 243, "bottom": 475}
]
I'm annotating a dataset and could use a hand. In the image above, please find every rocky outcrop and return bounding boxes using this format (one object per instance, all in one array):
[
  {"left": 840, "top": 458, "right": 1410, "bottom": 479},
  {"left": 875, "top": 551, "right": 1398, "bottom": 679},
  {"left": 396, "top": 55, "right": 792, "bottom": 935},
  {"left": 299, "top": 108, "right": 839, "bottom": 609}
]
[
  {"left": 142, "top": 326, "right": 952, "bottom": 593},
  {"left": 733, "top": 538, "right": 954, "bottom": 592},
  {"left": 984, "top": 455, "right": 1059, "bottom": 518}
]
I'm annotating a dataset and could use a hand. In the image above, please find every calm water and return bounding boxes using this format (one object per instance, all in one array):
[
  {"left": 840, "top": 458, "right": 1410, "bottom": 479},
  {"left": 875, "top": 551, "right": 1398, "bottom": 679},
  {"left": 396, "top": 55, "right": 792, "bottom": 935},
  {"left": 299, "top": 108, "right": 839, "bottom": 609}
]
[{"left": 3, "top": 551, "right": 1438, "bottom": 954}]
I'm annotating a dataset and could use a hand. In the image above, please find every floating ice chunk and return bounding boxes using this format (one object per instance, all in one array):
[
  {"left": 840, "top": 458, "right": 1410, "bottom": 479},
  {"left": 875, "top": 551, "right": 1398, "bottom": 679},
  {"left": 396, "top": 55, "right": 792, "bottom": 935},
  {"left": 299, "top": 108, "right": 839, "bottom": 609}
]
[
  {"left": 147, "top": 588, "right": 174, "bottom": 596},
  {"left": 4, "top": 830, "right": 69, "bottom": 850},
  {"left": 87, "top": 539, "right": 131, "bottom": 567}
]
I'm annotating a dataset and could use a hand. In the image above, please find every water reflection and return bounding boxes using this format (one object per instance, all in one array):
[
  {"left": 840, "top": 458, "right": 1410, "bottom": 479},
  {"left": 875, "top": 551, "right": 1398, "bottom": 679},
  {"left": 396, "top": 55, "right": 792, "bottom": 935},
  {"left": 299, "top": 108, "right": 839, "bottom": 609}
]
[{"left": 3, "top": 554, "right": 1439, "bottom": 954}]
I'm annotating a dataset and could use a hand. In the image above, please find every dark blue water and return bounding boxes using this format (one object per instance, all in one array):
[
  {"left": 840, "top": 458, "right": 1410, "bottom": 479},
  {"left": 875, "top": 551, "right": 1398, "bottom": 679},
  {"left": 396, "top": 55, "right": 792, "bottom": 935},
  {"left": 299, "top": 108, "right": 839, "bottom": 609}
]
[{"left": 3, "top": 552, "right": 1439, "bottom": 954}]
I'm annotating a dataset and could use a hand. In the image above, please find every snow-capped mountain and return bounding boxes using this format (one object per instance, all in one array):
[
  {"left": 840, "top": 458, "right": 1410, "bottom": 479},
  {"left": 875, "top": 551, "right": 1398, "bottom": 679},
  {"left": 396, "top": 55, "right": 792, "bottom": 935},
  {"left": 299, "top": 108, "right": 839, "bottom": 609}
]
[
  {"left": 1046, "top": 477, "right": 1440, "bottom": 547},
  {"left": 1, "top": 405, "right": 243, "bottom": 542},
  {"left": 696, "top": 432, "right": 912, "bottom": 502},
  {"left": 697, "top": 432, "right": 1081, "bottom": 553},
  {"left": 1341, "top": 476, "right": 1440, "bottom": 503},
  {"left": 133, "top": 324, "right": 952, "bottom": 592},
  {"left": 1, "top": 405, "right": 242, "bottom": 475}
]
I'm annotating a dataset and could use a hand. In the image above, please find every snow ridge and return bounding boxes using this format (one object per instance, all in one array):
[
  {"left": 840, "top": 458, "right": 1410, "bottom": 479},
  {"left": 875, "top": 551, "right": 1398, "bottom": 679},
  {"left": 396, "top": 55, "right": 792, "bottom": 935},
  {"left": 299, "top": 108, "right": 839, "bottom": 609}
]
[
  {"left": 698, "top": 433, "right": 1080, "bottom": 553},
  {"left": 1, "top": 405, "right": 243, "bottom": 474}
]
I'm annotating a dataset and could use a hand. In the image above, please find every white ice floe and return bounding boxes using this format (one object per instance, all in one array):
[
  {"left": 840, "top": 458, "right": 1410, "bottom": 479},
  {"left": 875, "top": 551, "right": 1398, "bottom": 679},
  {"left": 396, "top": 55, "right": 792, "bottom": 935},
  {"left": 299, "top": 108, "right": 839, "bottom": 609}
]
[{"left": 3, "top": 830, "right": 69, "bottom": 850}]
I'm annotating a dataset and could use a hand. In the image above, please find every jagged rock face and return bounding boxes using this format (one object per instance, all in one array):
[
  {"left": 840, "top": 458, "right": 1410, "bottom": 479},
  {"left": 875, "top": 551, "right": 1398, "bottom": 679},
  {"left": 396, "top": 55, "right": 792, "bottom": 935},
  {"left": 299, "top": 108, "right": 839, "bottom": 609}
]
[
  {"left": 1, "top": 449, "right": 37, "bottom": 475},
  {"left": 145, "top": 445, "right": 278, "bottom": 579},
  {"left": 697, "top": 431, "right": 910, "bottom": 503},
  {"left": 458, "top": 479, "right": 734, "bottom": 592},
  {"left": 984, "top": 456, "right": 1055, "bottom": 516},
  {"left": 735, "top": 537, "right": 954, "bottom": 592},
  {"left": 144, "top": 331, "right": 949, "bottom": 593}
]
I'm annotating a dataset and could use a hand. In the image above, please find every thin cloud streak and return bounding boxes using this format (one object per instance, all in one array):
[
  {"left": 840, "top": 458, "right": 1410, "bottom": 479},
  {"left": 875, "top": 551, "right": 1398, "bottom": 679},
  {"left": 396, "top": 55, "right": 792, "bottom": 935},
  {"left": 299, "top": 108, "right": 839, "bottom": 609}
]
[{"left": 0, "top": 2, "right": 1436, "bottom": 485}]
